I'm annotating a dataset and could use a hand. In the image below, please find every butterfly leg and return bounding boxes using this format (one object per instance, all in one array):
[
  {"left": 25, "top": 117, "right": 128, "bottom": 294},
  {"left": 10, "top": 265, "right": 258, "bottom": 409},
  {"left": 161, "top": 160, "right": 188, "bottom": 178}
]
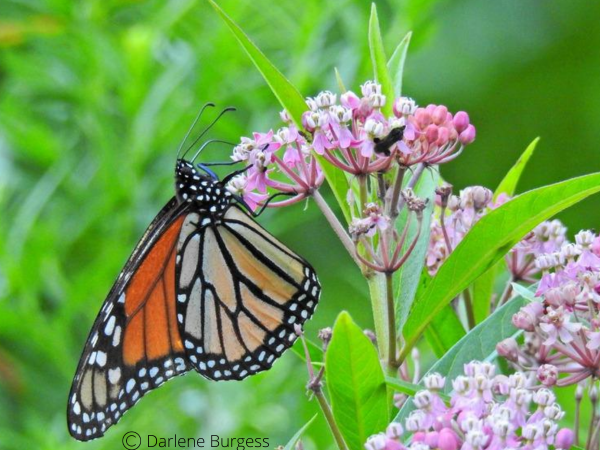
[{"left": 235, "top": 191, "right": 296, "bottom": 217}]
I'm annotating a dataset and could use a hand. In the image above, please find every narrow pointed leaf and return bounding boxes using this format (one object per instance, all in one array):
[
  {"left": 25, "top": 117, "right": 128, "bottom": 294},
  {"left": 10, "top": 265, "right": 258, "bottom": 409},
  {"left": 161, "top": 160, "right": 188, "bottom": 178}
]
[
  {"left": 368, "top": 3, "right": 393, "bottom": 116},
  {"left": 511, "top": 282, "right": 537, "bottom": 301},
  {"left": 335, "top": 67, "right": 347, "bottom": 93},
  {"left": 494, "top": 137, "right": 540, "bottom": 200},
  {"left": 283, "top": 414, "right": 317, "bottom": 450},
  {"left": 208, "top": 0, "right": 352, "bottom": 222},
  {"left": 385, "top": 376, "right": 451, "bottom": 403},
  {"left": 207, "top": 0, "right": 307, "bottom": 129},
  {"left": 314, "top": 155, "right": 352, "bottom": 224},
  {"left": 471, "top": 138, "right": 539, "bottom": 323},
  {"left": 424, "top": 305, "right": 466, "bottom": 356},
  {"left": 471, "top": 261, "right": 503, "bottom": 324},
  {"left": 394, "top": 168, "right": 439, "bottom": 332},
  {"left": 387, "top": 32, "right": 412, "bottom": 97},
  {"left": 326, "top": 311, "right": 389, "bottom": 450},
  {"left": 402, "top": 172, "right": 600, "bottom": 356}
]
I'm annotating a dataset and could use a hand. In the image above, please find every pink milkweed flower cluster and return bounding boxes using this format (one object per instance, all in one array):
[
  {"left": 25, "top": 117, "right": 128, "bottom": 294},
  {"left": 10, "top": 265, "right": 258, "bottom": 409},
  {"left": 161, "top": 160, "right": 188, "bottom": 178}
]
[
  {"left": 226, "top": 121, "right": 325, "bottom": 209},
  {"left": 500, "top": 229, "right": 600, "bottom": 387},
  {"left": 365, "top": 362, "right": 574, "bottom": 450},
  {"left": 227, "top": 80, "right": 477, "bottom": 212},
  {"left": 303, "top": 82, "right": 476, "bottom": 177},
  {"left": 426, "top": 186, "right": 566, "bottom": 280}
]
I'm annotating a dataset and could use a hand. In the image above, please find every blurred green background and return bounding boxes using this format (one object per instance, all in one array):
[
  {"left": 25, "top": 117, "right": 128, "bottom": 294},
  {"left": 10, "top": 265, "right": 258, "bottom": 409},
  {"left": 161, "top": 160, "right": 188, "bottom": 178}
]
[{"left": 1, "top": 0, "right": 599, "bottom": 449}]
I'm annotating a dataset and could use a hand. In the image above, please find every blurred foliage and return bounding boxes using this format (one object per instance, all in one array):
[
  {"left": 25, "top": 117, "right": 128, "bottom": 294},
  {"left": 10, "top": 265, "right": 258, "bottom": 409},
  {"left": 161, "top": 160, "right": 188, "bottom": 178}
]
[{"left": 0, "top": 0, "right": 598, "bottom": 448}]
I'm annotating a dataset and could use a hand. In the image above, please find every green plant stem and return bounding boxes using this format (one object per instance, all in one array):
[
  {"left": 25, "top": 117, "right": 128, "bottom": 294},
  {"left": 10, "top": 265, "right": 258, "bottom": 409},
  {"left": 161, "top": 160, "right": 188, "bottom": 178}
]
[
  {"left": 367, "top": 273, "right": 389, "bottom": 362},
  {"left": 497, "top": 280, "right": 513, "bottom": 307},
  {"left": 587, "top": 395, "right": 597, "bottom": 450},
  {"left": 385, "top": 272, "right": 398, "bottom": 370},
  {"left": 589, "top": 417, "right": 600, "bottom": 450},
  {"left": 463, "top": 288, "right": 476, "bottom": 329},
  {"left": 575, "top": 391, "right": 582, "bottom": 446},
  {"left": 358, "top": 174, "right": 368, "bottom": 214},
  {"left": 389, "top": 166, "right": 406, "bottom": 218},
  {"left": 314, "top": 390, "right": 349, "bottom": 450},
  {"left": 312, "top": 190, "right": 361, "bottom": 269}
]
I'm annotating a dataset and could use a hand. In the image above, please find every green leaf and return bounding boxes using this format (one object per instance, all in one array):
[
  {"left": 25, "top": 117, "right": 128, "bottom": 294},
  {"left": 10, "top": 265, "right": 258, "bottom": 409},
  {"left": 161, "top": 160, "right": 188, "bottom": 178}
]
[
  {"left": 386, "top": 32, "right": 412, "bottom": 97},
  {"left": 335, "top": 67, "right": 347, "bottom": 93},
  {"left": 395, "top": 296, "right": 525, "bottom": 422},
  {"left": 208, "top": 1, "right": 352, "bottom": 223},
  {"left": 384, "top": 376, "right": 421, "bottom": 397},
  {"left": 424, "top": 305, "right": 466, "bottom": 357},
  {"left": 315, "top": 154, "right": 353, "bottom": 225},
  {"left": 207, "top": 0, "right": 307, "bottom": 129},
  {"left": 402, "top": 172, "right": 600, "bottom": 356},
  {"left": 385, "top": 376, "right": 451, "bottom": 403},
  {"left": 368, "top": 3, "right": 393, "bottom": 116},
  {"left": 326, "top": 311, "right": 389, "bottom": 450},
  {"left": 394, "top": 168, "right": 439, "bottom": 332},
  {"left": 471, "top": 139, "right": 540, "bottom": 323},
  {"left": 494, "top": 137, "right": 540, "bottom": 200},
  {"left": 283, "top": 414, "right": 317, "bottom": 450},
  {"left": 427, "top": 296, "right": 525, "bottom": 392},
  {"left": 471, "top": 261, "right": 503, "bottom": 324},
  {"left": 511, "top": 282, "right": 537, "bottom": 301}
]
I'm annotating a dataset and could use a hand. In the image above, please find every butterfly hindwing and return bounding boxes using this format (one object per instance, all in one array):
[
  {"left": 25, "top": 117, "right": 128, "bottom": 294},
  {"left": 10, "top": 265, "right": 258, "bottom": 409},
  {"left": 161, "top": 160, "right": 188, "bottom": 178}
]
[
  {"left": 67, "top": 198, "right": 191, "bottom": 441},
  {"left": 175, "top": 205, "right": 320, "bottom": 380}
]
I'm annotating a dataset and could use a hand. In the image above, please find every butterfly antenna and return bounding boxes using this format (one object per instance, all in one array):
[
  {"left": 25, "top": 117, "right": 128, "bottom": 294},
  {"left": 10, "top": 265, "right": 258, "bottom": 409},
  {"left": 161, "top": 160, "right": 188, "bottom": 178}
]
[
  {"left": 190, "top": 139, "right": 236, "bottom": 164},
  {"left": 181, "top": 106, "right": 237, "bottom": 160},
  {"left": 176, "top": 102, "right": 215, "bottom": 160}
]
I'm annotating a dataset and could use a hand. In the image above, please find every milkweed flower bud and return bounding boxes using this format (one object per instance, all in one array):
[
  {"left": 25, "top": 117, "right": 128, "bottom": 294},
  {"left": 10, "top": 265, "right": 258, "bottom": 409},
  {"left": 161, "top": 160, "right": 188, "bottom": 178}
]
[
  {"left": 437, "top": 428, "right": 459, "bottom": 450},
  {"left": 537, "top": 364, "right": 558, "bottom": 387},
  {"left": 452, "top": 111, "right": 470, "bottom": 133},
  {"left": 340, "top": 90, "right": 361, "bottom": 109},
  {"left": 555, "top": 428, "right": 574, "bottom": 449},
  {"left": 496, "top": 338, "right": 519, "bottom": 362},
  {"left": 459, "top": 124, "right": 476, "bottom": 145},
  {"left": 317, "top": 327, "right": 332, "bottom": 350}
]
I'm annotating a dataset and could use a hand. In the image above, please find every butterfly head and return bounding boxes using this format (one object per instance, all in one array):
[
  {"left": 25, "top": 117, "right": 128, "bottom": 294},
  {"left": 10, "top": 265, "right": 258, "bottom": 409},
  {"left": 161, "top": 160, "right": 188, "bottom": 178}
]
[{"left": 175, "top": 159, "right": 233, "bottom": 214}]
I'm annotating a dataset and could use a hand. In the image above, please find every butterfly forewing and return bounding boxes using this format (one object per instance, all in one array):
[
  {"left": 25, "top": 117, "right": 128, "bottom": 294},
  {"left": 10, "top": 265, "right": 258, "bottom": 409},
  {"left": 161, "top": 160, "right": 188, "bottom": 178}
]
[
  {"left": 175, "top": 205, "right": 320, "bottom": 380},
  {"left": 67, "top": 199, "right": 191, "bottom": 441}
]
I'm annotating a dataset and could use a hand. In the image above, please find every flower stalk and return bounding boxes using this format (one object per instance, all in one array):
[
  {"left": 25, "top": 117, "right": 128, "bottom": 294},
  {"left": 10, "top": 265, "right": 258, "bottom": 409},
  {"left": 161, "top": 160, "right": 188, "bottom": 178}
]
[{"left": 298, "top": 328, "right": 349, "bottom": 450}]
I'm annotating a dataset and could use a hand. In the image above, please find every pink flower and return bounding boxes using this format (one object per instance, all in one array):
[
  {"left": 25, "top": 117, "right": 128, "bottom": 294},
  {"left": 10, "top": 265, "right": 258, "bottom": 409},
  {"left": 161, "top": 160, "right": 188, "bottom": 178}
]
[
  {"left": 312, "top": 129, "right": 334, "bottom": 154},
  {"left": 340, "top": 90, "right": 361, "bottom": 109},
  {"left": 586, "top": 329, "right": 600, "bottom": 350},
  {"left": 226, "top": 174, "right": 269, "bottom": 211},
  {"left": 539, "top": 307, "right": 582, "bottom": 345}
]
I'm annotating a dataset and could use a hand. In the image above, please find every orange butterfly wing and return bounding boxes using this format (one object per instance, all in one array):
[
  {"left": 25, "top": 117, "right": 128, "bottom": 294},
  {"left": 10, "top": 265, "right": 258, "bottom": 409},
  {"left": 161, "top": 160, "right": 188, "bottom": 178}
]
[{"left": 67, "top": 199, "right": 190, "bottom": 441}]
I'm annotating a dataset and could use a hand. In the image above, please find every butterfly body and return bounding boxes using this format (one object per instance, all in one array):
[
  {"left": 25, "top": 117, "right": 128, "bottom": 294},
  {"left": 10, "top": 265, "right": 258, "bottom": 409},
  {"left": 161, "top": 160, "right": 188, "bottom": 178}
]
[
  {"left": 68, "top": 155, "right": 320, "bottom": 441},
  {"left": 175, "top": 159, "right": 233, "bottom": 215}
]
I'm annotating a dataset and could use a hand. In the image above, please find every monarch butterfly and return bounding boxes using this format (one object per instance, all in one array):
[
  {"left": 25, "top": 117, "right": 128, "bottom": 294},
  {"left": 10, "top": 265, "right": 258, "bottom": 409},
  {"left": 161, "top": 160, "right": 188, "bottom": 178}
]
[{"left": 67, "top": 105, "right": 321, "bottom": 441}]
